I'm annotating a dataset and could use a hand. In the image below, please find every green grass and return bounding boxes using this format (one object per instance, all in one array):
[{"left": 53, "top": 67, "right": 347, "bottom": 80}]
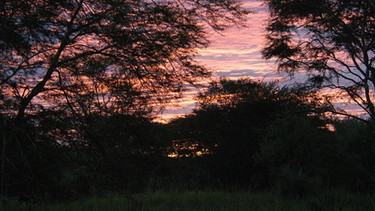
[{"left": 2, "top": 190, "right": 375, "bottom": 211}]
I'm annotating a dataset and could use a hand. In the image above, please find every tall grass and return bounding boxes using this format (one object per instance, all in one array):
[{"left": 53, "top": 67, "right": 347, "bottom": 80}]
[{"left": 2, "top": 190, "right": 375, "bottom": 211}]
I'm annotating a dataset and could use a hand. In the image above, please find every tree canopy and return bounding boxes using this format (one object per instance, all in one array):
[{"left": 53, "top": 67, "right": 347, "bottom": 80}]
[
  {"left": 262, "top": 0, "right": 375, "bottom": 126},
  {"left": 167, "top": 78, "right": 328, "bottom": 188},
  {"left": 0, "top": 0, "right": 248, "bottom": 200},
  {"left": 0, "top": 0, "right": 248, "bottom": 122}
]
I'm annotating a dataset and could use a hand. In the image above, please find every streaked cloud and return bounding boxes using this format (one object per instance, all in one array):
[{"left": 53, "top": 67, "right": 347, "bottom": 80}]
[{"left": 194, "top": 0, "right": 292, "bottom": 85}]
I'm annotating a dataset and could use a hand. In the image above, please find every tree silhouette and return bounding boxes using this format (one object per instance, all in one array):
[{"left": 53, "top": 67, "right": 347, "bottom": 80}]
[
  {"left": 169, "top": 78, "right": 326, "bottom": 189},
  {"left": 262, "top": 0, "right": 375, "bottom": 127},
  {"left": 0, "top": 0, "right": 248, "bottom": 122},
  {"left": 0, "top": 1, "right": 249, "bottom": 200}
]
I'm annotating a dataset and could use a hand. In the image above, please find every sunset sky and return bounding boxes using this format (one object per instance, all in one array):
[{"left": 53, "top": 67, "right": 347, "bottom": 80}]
[{"left": 159, "top": 0, "right": 287, "bottom": 121}]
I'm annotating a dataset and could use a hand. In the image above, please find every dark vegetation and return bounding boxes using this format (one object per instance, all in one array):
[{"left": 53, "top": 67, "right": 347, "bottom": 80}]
[
  {"left": 262, "top": 0, "right": 375, "bottom": 127},
  {"left": 1, "top": 78, "right": 375, "bottom": 205},
  {"left": 1, "top": 0, "right": 375, "bottom": 209}
]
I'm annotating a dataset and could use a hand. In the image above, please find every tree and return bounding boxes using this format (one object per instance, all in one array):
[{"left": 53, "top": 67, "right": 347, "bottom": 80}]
[
  {"left": 169, "top": 78, "right": 327, "bottom": 189},
  {"left": 0, "top": 0, "right": 248, "bottom": 122},
  {"left": 255, "top": 113, "right": 375, "bottom": 194},
  {"left": 0, "top": 0, "right": 249, "bottom": 200},
  {"left": 255, "top": 115, "right": 334, "bottom": 195},
  {"left": 262, "top": 0, "right": 375, "bottom": 127}
]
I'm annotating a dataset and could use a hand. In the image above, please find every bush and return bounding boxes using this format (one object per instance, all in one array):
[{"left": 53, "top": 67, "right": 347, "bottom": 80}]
[
  {"left": 255, "top": 115, "right": 331, "bottom": 195},
  {"left": 256, "top": 115, "right": 375, "bottom": 194}
]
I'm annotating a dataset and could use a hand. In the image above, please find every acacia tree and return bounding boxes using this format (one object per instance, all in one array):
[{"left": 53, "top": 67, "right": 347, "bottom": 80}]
[
  {"left": 0, "top": 1, "right": 248, "bottom": 198},
  {"left": 262, "top": 0, "right": 375, "bottom": 126},
  {"left": 0, "top": 0, "right": 248, "bottom": 122}
]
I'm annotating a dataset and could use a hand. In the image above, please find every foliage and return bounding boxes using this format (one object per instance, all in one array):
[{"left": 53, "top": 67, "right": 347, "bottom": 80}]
[
  {"left": 262, "top": 0, "right": 375, "bottom": 126},
  {"left": 255, "top": 115, "right": 331, "bottom": 195},
  {"left": 168, "top": 78, "right": 326, "bottom": 189},
  {"left": 330, "top": 119, "right": 375, "bottom": 191},
  {"left": 2, "top": 191, "right": 375, "bottom": 211},
  {"left": 3, "top": 76, "right": 375, "bottom": 201},
  {"left": 2, "top": 0, "right": 375, "bottom": 205},
  {"left": 0, "top": 0, "right": 248, "bottom": 121},
  {"left": 0, "top": 0, "right": 248, "bottom": 200},
  {"left": 51, "top": 114, "right": 170, "bottom": 194},
  {"left": 185, "top": 78, "right": 326, "bottom": 143},
  {"left": 0, "top": 113, "right": 171, "bottom": 200},
  {"left": 256, "top": 115, "right": 375, "bottom": 195},
  {"left": 0, "top": 115, "right": 77, "bottom": 201}
]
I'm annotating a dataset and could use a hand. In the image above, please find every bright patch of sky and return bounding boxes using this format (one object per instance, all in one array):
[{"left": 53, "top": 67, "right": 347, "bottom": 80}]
[{"left": 197, "top": 1, "right": 278, "bottom": 81}]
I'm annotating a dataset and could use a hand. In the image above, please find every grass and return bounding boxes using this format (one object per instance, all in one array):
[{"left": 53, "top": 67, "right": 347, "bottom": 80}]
[{"left": 2, "top": 190, "right": 375, "bottom": 211}]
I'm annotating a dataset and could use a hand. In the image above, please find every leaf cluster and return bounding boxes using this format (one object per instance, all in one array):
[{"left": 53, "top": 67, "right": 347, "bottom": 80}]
[
  {"left": 0, "top": 0, "right": 249, "bottom": 120},
  {"left": 262, "top": 0, "right": 375, "bottom": 124}
]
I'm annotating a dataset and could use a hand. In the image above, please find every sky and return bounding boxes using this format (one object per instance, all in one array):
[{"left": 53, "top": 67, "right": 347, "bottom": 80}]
[{"left": 158, "top": 0, "right": 286, "bottom": 121}]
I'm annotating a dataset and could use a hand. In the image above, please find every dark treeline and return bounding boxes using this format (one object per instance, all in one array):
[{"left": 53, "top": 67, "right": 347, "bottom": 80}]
[
  {"left": 1, "top": 0, "right": 375, "bottom": 205},
  {"left": 0, "top": 0, "right": 249, "bottom": 203},
  {"left": 1, "top": 78, "right": 374, "bottom": 202}
]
